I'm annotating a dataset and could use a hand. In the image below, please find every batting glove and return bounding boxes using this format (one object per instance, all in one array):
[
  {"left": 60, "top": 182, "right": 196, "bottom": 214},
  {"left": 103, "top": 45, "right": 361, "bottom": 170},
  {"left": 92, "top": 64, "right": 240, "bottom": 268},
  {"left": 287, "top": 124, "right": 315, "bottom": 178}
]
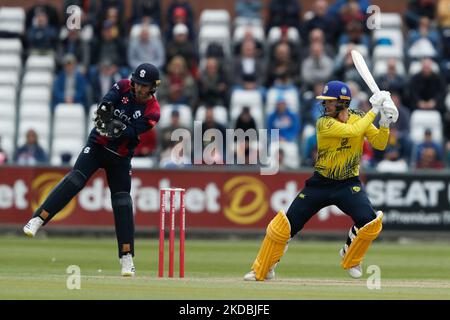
[{"left": 369, "top": 91, "right": 391, "bottom": 114}]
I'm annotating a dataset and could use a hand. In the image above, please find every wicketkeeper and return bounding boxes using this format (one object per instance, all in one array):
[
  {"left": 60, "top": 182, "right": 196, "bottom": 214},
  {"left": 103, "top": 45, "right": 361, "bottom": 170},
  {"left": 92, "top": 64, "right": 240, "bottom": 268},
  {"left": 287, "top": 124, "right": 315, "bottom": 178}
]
[{"left": 23, "top": 63, "right": 161, "bottom": 277}]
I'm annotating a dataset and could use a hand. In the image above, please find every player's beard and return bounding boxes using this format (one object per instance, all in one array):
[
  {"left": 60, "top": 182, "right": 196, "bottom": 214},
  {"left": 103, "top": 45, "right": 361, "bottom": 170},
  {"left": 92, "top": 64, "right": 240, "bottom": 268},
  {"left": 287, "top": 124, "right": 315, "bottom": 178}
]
[{"left": 135, "top": 88, "right": 151, "bottom": 104}]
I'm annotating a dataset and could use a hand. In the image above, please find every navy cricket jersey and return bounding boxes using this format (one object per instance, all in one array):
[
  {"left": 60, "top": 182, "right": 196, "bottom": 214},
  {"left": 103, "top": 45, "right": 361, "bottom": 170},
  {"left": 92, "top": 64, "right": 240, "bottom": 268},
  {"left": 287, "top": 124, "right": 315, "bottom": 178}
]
[{"left": 88, "top": 79, "right": 160, "bottom": 158}]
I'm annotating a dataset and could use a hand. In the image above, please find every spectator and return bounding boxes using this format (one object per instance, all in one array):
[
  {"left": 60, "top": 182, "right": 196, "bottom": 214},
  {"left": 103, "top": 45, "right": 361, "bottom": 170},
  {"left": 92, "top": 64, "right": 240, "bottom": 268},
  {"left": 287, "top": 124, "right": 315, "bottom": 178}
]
[
  {"left": 98, "top": 0, "right": 125, "bottom": 31},
  {"left": 328, "top": 0, "right": 370, "bottom": 17},
  {"left": 302, "top": 82, "right": 325, "bottom": 127},
  {"left": 159, "top": 109, "right": 191, "bottom": 152},
  {"left": 52, "top": 54, "right": 88, "bottom": 111},
  {"left": 375, "top": 58, "right": 407, "bottom": 102},
  {"left": 302, "top": 130, "right": 317, "bottom": 167},
  {"left": 166, "top": 0, "right": 195, "bottom": 42},
  {"left": 201, "top": 107, "right": 227, "bottom": 164},
  {"left": 334, "top": 44, "right": 364, "bottom": 88},
  {"left": 198, "top": 57, "right": 229, "bottom": 107},
  {"left": 416, "top": 146, "right": 445, "bottom": 169},
  {"left": 301, "top": 42, "right": 334, "bottom": 89},
  {"left": 0, "top": 137, "right": 8, "bottom": 165},
  {"left": 338, "top": 0, "right": 366, "bottom": 30},
  {"left": 234, "top": 27, "right": 265, "bottom": 59},
  {"left": 128, "top": 22, "right": 165, "bottom": 71},
  {"left": 90, "top": 59, "right": 122, "bottom": 104},
  {"left": 90, "top": 20, "right": 127, "bottom": 69},
  {"left": 235, "top": 106, "right": 257, "bottom": 132},
  {"left": 374, "top": 127, "right": 413, "bottom": 167},
  {"left": 407, "top": 16, "right": 441, "bottom": 59},
  {"left": 300, "top": 28, "right": 335, "bottom": 62},
  {"left": 57, "top": 28, "right": 90, "bottom": 74},
  {"left": 131, "top": 0, "right": 161, "bottom": 25},
  {"left": 14, "top": 129, "right": 48, "bottom": 166},
  {"left": 338, "top": 20, "right": 370, "bottom": 50},
  {"left": 379, "top": 92, "right": 411, "bottom": 137},
  {"left": 165, "top": 23, "right": 197, "bottom": 76},
  {"left": 235, "top": 139, "right": 259, "bottom": 165},
  {"left": 267, "top": 96, "right": 301, "bottom": 142},
  {"left": 303, "top": 0, "right": 337, "bottom": 44},
  {"left": 409, "top": 58, "right": 445, "bottom": 112},
  {"left": 233, "top": 38, "right": 265, "bottom": 87},
  {"left": 158, "top": 55, "right": 198, "bottom": 107},
  {"left": 266, "top": 0, "right": 302, "bottom": 33},
  {"left": 231, "top": 73, "right": 267, "bottom": 103},
  {"left": 266, "top": 42, "right": 300, "bottom": 87},
  {"left": 101, "top": 5, "right": 126, "bottom": 39},
  {"left": 415, "top": 128, "right": 443, "bottom": 163},
  {"left": 375, "top": 145, "right": 409, "bottom": 172},
  {"left": 26, "top": 9, "right": 58, "bottom": 54},
  {"left": 26, "top": 0, "right": 60, "bottom": 30},
  {"left": 134, "top": 129, "right": 158, "bottom": 157},
  {"left": 405, "top": 0, "right": 436, "bottom": 30},
  {"left": 235, "top": 0, "right": 263, "bottom": 20}
]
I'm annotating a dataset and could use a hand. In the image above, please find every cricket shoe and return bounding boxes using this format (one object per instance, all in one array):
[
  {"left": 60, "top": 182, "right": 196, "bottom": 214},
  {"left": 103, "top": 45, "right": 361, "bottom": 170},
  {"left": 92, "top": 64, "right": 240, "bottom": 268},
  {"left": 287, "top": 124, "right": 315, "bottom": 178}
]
[
  {"left": 243, "top": 268, "right": 275, "bottom": 281},
  {"left": 339, "top": 248, "right": 362, "bottom": 279},
  {"left": 23, "top": 217, "right": 44, "bottom": 237},
  {"left": 120, "top": 253, "right": 136, "bottom": 277}
]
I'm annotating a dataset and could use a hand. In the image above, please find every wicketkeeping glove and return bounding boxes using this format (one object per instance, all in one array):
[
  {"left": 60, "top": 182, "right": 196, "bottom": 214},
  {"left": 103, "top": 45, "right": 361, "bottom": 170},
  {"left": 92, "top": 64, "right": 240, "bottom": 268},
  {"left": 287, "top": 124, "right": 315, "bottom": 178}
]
[{"left": 96, "top": 119, "right": 127, "bottom": 138}]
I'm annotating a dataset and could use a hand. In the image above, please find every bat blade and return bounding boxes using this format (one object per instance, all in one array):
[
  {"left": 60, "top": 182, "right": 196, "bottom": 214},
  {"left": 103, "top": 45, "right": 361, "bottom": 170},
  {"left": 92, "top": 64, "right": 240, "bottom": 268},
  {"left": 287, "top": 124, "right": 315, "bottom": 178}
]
[{"left": 351, "top": 50, "right": 380, "bottom": 94}]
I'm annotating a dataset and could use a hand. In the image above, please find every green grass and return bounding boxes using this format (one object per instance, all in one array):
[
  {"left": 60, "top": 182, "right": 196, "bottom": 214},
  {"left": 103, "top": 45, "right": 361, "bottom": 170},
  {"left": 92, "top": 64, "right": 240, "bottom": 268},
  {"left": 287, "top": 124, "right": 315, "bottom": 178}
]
[{"left": 1, "top": 236, "right": 450, "bottom": 299}]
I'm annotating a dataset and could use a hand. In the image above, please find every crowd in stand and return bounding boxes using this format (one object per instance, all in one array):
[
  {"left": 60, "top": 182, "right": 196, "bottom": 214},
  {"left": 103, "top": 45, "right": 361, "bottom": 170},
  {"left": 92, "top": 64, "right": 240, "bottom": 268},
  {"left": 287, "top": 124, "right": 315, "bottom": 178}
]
[{"left": 1, "top": 0, "right": 450, "bottom": 172}]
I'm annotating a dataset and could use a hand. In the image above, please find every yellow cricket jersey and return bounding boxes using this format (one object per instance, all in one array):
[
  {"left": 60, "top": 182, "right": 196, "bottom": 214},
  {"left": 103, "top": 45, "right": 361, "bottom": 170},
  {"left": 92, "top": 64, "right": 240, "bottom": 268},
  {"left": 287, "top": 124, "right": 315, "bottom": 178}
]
[{"left": 315, "top": 109, "right": 389, "bottom": 180}]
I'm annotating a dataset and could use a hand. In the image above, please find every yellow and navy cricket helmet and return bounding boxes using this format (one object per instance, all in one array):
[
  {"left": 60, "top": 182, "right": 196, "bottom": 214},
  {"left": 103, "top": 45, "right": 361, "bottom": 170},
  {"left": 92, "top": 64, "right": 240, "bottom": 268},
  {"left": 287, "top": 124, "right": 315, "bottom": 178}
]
[
  {"left": 316, "top": 80, "right": 351, "bottom": 117},
  {"left": 316, "top": 80, "right": 352, "bottom": 101}
]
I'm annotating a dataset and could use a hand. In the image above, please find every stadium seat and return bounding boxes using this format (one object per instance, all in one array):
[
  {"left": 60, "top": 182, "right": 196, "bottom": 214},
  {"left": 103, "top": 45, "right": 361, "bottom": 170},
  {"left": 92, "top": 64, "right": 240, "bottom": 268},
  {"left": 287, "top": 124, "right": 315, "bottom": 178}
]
[
  {"left": 230, "top": 89, "right": 264, "bottom": 129},
  {"left": 17, "top": 119, "right": 51, "bottom": 153},
  {"left": 0, "top": 7, "right": 25, "bottom": 35},
  {"left": 373, "top": 29, "right": 404, "bottom": 49},
  {"left": 268, "top": 140, "right": 301, "bottom": 169},
  {"left": 131, "top": 157, "right": 155, "bottom": 168},
  {"left": 20, "top": 86, "right": 51, "bottom": 105},
  {"left": 234, "top": 16, "right": 263, "bottom": 28},
  {"left": 408, "top": 60, "right": 440, "bottom": 76},
  {"left": 267, "top": 26, "right": 300, "bottom": 45},
  {"left": 379, "top": 13, "right": 403, "bottom": 29},
  {"left": 19, "top": 103, "right": 51, "bottom": 123},
  {"left": 129, "top": 23, "right": 161, "bottom": 40},
  {"left": 25, "top": 54, "right": 55, "bottom": 72},
  {"left": 0, "top": 54, "right": 22, "bottom": 72},
  {"left": 51, "top": 137, "right": 84, "bottom": 166},
  {"left": 373, "top": 59, "right": 406, "bottom": 77},
  {"left": 0, "top": 38, "right": 22, "bottom": 55},
  {"left": 53, "top": 103, "right": 86, "bottom": 140},
  {"left": 372, "top": 45, "right": 404, "bottom": 62},
  {"left": 0, "top": 102, "right": 15, "bottom": 126},
  {"left": 233, "top": 24, "right": 265, "bottom": 46},
  {"left": 337, "top": 44, "right": 369, "bottom": 60},
  {"left": 0, "top": 85, "right": 16, "bottom": 104},
  {"left": 159, "top": 104, "right": 193, "bottom": 129},
  {"left": 409, "top": 110, "right": 443, "bottom": 144},
  {"left": 0, "top": 70, "right": 19, "bottom": 86},
  {"left": 195, "top": 105, "right": 228, "bottom": 127},
  {"left": 199, "top": 25, "right": 231, "bottom": 57},
  {"left": 200, "top": 9, "right": 230, "bottom": 27},
  {"left": 265, "top": 87, "right": 300, "bottom": 115},
  {"left": 22, "top": 71, "right": 54, "bottom": 87}
]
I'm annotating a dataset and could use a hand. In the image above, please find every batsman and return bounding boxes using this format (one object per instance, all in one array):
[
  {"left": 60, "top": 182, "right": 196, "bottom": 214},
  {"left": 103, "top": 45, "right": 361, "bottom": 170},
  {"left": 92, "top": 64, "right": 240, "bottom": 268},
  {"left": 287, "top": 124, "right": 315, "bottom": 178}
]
[
  {"left": 23, "top": 63, "right": 161, "bottom": 277},
  {"left": 244, "top": 80, "right": 398, "bottom": 281}
]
